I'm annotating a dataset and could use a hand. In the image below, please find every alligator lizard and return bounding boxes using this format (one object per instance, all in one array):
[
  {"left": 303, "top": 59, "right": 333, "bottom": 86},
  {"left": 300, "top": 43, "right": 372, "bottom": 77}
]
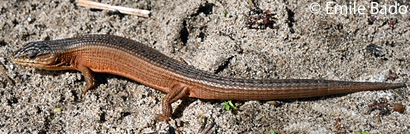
[{"left": 11, "top": 34, "right": 406, "bottom": 122}]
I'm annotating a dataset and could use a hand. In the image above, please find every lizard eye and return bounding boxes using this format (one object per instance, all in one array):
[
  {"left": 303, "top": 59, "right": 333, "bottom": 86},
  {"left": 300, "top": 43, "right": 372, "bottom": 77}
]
[{"left": 27, "top": 50, "right": 39, "bottom": 59}]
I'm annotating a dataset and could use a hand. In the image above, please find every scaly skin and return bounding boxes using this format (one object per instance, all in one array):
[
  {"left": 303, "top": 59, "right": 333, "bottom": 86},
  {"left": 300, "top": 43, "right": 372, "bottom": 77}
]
[{"left": 11, "top": 34, "right": 406, "bottom": 122}]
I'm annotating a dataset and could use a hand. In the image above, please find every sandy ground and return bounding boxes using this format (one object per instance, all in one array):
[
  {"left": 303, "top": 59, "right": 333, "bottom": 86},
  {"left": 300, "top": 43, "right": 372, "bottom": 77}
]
[{"left": 1, "top": 0, "right": 409, "bottom": 133}]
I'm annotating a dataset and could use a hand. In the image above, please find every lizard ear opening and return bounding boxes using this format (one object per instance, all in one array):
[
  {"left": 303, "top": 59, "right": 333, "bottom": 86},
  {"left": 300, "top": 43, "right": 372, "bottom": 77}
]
[
  {"left": 34, "top": 53, "right": 59, "bottom": 65},
  {"left": 31, "top": 53, "right": 71, "bottom": 70},
  {"left": 49, "top": 54, "right": 74, "bottom": 69}
]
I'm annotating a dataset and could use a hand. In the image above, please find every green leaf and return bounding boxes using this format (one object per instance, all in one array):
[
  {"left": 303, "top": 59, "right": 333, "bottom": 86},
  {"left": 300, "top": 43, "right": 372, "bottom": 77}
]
[
  {"left": 228, "top": 100, "right": 237, "bottom": 110},
  {"left": 223, "top": 100, "right": 237, "bottom": 111},
  {"left": 223, "top": 101, "right": 230, "bottom": 110}
]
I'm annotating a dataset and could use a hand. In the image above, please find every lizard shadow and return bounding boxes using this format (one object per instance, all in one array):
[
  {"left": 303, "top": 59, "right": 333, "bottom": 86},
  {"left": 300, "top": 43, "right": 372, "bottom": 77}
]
[
  {"left": 171, "top": 93, "right": 350, "bottom": 121},
  {"left": 35, "top": 69, "right": 111, "bottom": 101},
  {"left": 34, "top": 69, "right": 353, "bottom": 120},
  {"left": 36, "top": 69, "right": 110, "bottom": 87},
  {"left": 174, "top": 93, "right": 351, "bottom": 116}
]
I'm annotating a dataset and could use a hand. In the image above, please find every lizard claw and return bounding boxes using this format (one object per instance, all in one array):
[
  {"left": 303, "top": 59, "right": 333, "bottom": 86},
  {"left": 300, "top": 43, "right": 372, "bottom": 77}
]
[{"left": 155, "top": 114, "right": 170, "bottom": 123}]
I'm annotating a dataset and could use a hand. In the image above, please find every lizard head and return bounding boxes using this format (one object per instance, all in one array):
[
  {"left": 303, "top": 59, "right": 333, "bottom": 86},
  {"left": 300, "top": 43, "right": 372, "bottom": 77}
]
[{"left": 11, "top": 41, "right": 64, "bottom": 70}]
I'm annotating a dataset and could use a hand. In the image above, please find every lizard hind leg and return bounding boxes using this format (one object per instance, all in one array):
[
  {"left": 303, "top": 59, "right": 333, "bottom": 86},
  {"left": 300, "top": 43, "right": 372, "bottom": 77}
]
[{"left": 156, "top": 84, "right": 190, "bottom": 123}]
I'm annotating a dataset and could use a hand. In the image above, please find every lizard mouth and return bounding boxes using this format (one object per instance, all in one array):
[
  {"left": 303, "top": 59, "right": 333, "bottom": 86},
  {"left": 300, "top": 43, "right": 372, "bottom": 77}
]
[
  {"left": 11, "top": 53, "right": 60, "bottom": 69},
  {"left": 11, "top": 57, "right": 47, "bottom": 68}
]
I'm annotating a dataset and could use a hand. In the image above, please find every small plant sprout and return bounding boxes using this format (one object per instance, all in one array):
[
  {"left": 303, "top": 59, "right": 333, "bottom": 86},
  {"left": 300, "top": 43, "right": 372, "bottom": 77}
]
[{"left": 223, "top": 100, "right": 237, "bottom": 111}]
